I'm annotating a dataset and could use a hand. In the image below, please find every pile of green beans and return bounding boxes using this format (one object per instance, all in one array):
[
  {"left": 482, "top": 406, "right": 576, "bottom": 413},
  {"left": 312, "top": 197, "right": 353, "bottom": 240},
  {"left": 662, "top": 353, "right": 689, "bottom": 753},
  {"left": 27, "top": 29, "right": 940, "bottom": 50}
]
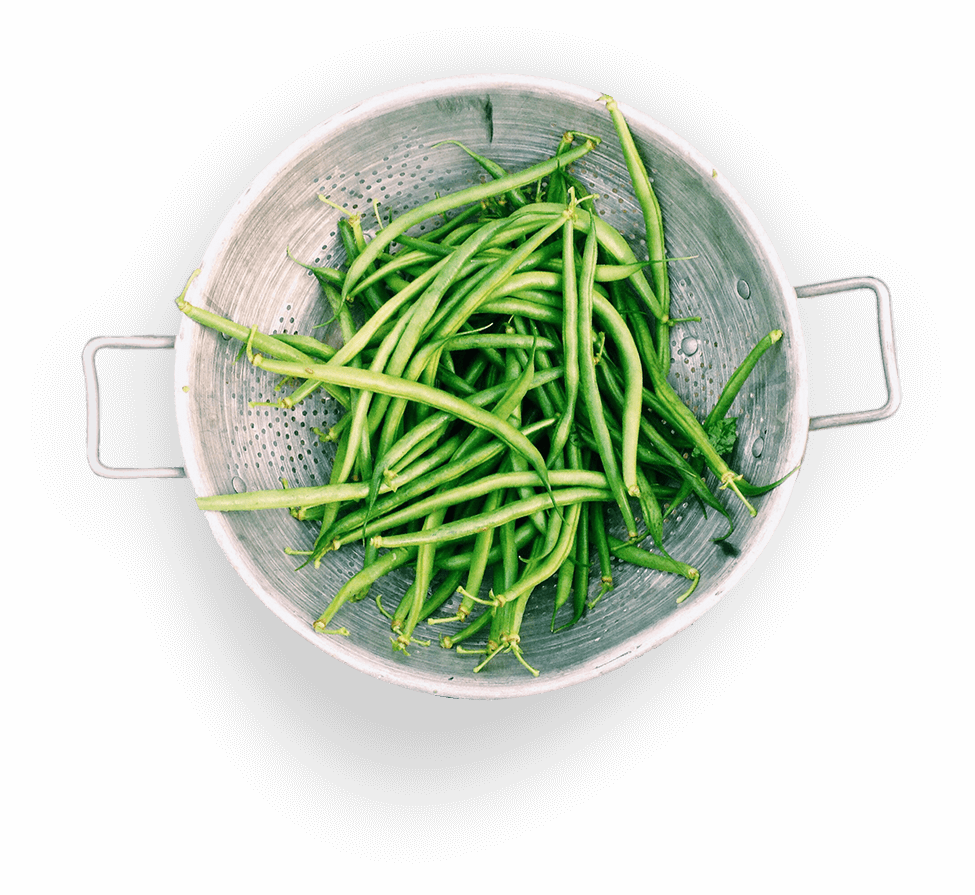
[{"left": 178, "top": 98, "right": 789, "bottom": 676}]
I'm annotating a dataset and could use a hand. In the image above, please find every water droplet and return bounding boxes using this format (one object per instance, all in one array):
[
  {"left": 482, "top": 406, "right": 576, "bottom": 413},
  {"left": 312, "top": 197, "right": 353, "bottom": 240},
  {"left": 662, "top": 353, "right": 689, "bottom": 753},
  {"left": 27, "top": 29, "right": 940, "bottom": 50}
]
[
  {"left": 736, "top": 279, "right": 751, "bottom": 300},
  {"left": 232, "top": 476, "right": 247, "bottom": 493},
  {"left": 751, "top": 436, "right": 765, "bottom": 458},
  {"left": 680, "top": 336, "right": 699, "bottom": 357}
]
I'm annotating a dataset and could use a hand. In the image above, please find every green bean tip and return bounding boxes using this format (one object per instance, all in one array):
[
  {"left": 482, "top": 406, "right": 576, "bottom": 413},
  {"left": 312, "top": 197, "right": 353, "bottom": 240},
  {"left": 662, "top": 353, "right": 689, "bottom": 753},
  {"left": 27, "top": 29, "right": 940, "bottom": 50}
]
[
  {"left": 313, "top": 622, "right": 350, "bottom": 636},
  {"left": 675, "top": 570, "right": 700, "bottom": 605},
  {"left": 174, "top": 268, "right": 201, "bottom": 310}
]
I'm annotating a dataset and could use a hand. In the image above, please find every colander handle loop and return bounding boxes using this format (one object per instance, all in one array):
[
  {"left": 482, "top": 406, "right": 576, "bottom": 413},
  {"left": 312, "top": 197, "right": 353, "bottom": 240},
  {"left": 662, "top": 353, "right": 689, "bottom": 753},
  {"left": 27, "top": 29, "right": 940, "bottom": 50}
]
[
  {"left": 795, "top": 276, "right": 902, "bottom": 430},
  {"left": 82, "top": 335, "right": 186, "bottom": 479}
]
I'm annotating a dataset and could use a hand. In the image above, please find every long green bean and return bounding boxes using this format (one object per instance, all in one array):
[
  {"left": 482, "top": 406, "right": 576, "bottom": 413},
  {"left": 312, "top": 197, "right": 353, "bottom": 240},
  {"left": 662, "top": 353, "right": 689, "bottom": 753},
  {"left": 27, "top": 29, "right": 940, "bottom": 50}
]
[
  {"left": 370, "top": 487, "right": 613, "bottom": 550},
  {"left": 576, "top": 209, "right": 639, "bottom": 539}
]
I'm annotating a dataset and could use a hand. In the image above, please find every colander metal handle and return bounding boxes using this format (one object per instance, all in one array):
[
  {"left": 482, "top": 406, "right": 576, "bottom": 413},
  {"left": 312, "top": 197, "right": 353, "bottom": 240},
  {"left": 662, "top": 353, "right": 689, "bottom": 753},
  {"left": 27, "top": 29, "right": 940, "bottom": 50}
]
[
  {"left": 795, "top": 276, "right": 901, "bottom": 430},
  {"left": 82, "top": 335, "right": 186, "bottom": 479}
]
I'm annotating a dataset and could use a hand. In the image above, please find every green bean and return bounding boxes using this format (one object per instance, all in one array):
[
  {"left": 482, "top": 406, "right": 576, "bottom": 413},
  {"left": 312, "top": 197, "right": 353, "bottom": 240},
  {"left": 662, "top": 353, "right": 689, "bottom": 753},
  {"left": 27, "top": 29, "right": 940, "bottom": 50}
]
[
  {"left": 576, "top": 209, "right": 639, "bottom": 539},
  {"left": 332, "top": 296, "right": 419, "bottom": 490},
  {"left": 197, "top": 479, "right": 371, "bottom": 512},
  {"left": 317, "top": 417, "right": 554, "bottom": 550},
  {"left": 420, "top": 568, "right": 467, "bottom": 623},
  {"left": 371, "top": 487, "right": 612, "bottom": 550},
  {"left": 544, "top": 131, "right": 576, "bottom": 206},
  {"left": 394, "top": 504, "right": 448, "bottom": 651},
  {"left": 548, "top": 216, "right": 579, "bottom": 463},
  {"left": 588, "top": 501, "right": 614, "bottom": 609},
  {"left": 432, "top": 488, "right": 503, "bottom": 624},
  {"left": 634, "top": 465, "right": 668, "bottom": 557},
  {"left": 312, "top": 545, "right": 415, "bottom": 633},
  {"left": 591, "top": 290, "right": 643, "bottom": 500},
  {"left": 600, "top": 95, "right": 671, "bottom": 371},
  {"left": 369, "top": 332, "right": 543, "bottom": 517},
  {"left": 705, "top": 330, "right": 783, "bottom": 428},
  {"left": 336, "top": 216, "right": 388, "bottom": 314},
  {"left": 443, "top": 331, "right": 559, "bottom": 355},
  {"left": 334, "top": 257, "right": 462, "bottom": 371},
  {"left": 272, "top": 333, "right": 338, "bottom": 361},
  {"left": 474, "top": 267, "right": 640, "bottom": 493},
  {"left": 498, "top": 344, "right": 549, "bottom": 535},
  {"left": 571, "top": 212, "right": 665, "bottom": 322},
  {"left": 550, "top": 555, "right": 576, "bottom": 632},
  {"left": 440, "top": 604, "right": 493, "bottom": 651},
  {"left": 419, "top": 203, "right": 485, "bottom": 244},
  {"left": 342, "top": 135, "right": 600, "bottom": 298},
  {"left": 564, "top": 501, "right": 591, "bottom": 632},
  {"left": 634, "top": 413, "right": 735, "bottom": 540},
  {"left": 607, "top": 537, "right": 700, "bottom": 604},
  {"left": 549, "top": 502, "right": 603, "bottom": 634},
  {"left": 476, "top": 296, "right": 562, "bottom": 325},
  {"left": 543, "top": 254, "right": 653, "bottom": 284},
  {"left": 431, "top": 140, "right": 531, "bottom": 209},
  {"left": 613, "top": 276, "right": 756, "bottom": 516},
  {"left": 651, "top": 370, "right": 757, "bottom": 516}
]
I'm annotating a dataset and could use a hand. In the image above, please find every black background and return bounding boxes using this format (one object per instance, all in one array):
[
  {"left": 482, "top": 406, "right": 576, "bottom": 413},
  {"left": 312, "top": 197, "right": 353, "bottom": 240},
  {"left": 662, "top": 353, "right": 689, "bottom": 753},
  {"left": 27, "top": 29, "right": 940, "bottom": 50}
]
[{"left": 76, "top": 63, "right": 908, "bottom": 724}]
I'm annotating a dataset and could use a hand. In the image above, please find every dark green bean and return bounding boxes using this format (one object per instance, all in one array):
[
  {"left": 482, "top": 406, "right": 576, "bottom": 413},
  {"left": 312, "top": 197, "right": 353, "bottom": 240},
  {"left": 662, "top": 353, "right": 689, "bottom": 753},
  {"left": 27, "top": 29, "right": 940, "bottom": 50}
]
[
  {"left": 607, "top": 537, "right": 700, "bottom": 604},
  {"left": 588, "top": 501, "right": 613, "bottom": 609},
  {"left": 576, "top": 209, "right": 639, "bottom": 539}
]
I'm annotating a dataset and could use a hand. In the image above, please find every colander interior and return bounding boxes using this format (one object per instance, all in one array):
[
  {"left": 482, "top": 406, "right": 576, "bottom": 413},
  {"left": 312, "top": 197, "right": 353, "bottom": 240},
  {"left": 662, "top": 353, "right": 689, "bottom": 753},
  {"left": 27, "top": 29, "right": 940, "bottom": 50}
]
[{"left": 174, "top": 76, "right": 807, "bottom": 698}]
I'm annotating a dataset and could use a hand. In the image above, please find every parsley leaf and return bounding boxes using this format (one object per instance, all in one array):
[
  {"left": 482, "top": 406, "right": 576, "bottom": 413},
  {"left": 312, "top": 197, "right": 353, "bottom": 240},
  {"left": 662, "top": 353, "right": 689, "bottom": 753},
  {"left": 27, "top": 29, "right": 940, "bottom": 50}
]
[{"left": 693, "top": 416, "right": 738, "bottom": 460}]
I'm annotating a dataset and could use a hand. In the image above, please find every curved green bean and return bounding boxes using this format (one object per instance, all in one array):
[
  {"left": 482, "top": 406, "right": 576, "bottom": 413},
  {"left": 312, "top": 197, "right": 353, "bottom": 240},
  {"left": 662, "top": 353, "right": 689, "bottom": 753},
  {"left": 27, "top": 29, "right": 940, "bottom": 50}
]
[
  {"left": 705, "top": 329, "right": 783, "bottom": 428},
  {"left": 371, "top": 487, "right": 613, "bottom": 550},
  {"left": 600, "top": 94, "right": 671, "bottom": 370},
  {"left": 607, "top": 537, "right": 700, "bottom": 604},
  {"left": 342, "top": 135, "right": 600, "bottom": 298}
]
